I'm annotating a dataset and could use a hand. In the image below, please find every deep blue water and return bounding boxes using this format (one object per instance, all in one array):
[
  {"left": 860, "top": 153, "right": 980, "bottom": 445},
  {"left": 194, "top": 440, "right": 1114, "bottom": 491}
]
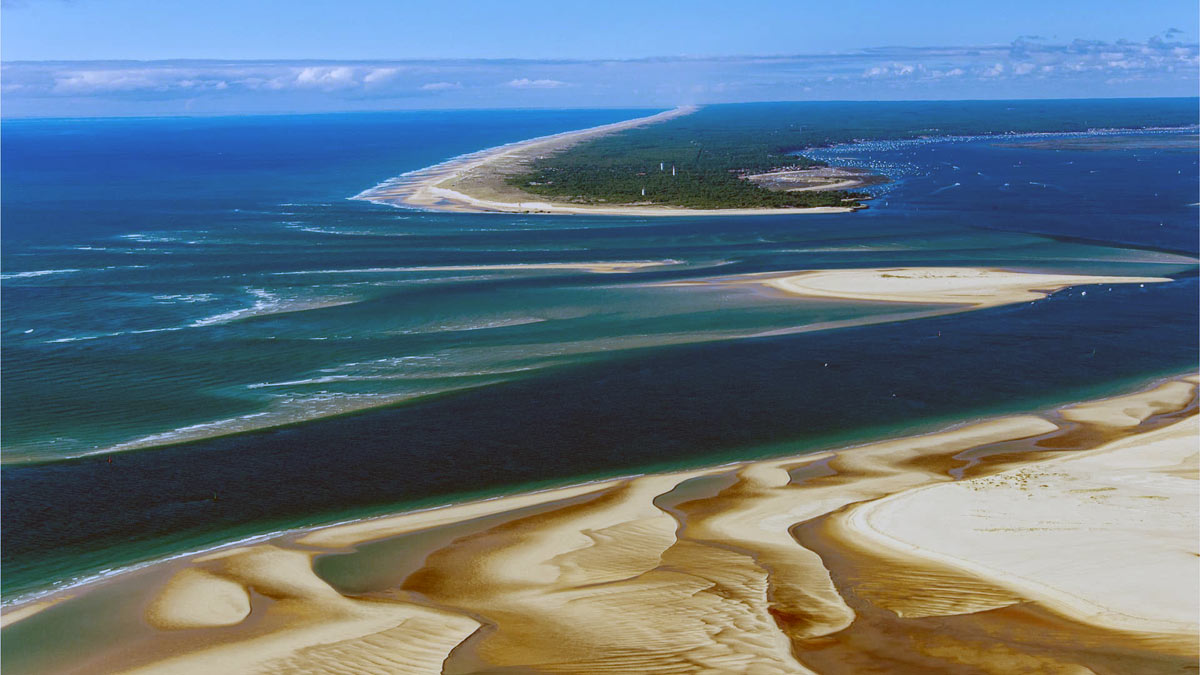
[{"left": 1, "top": 101, "right": 1197, "bottom": 602}]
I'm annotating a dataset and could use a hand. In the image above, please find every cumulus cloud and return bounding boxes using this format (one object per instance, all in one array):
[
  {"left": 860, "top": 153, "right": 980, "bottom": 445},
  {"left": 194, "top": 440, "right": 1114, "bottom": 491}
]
[
  {"left": 363, "top": 67, "right": 401, "bottom": 85},
  {"left": 506, "top": 78, "right": 567, "bottom": 88},
  {"left": 293, "top": 66, "right": 358, "bottom": 89},
  {"left": 863, "top": 63, "right": 918, "bottom": 78}
]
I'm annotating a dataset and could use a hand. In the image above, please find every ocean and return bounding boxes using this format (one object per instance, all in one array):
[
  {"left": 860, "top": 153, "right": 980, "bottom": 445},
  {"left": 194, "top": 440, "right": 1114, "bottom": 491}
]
[{"left": 2, "top": 101, "right": 1197, "bottom": 603}]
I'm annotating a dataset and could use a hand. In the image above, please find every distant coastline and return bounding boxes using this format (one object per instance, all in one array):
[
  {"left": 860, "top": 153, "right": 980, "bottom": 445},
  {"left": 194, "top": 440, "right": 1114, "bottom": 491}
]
[
  {"left": 352, "top": 109, "right": 1199, "bottom": 218},
  {"left": 352, "top": 106, "right": 858, "bottom": 216}
]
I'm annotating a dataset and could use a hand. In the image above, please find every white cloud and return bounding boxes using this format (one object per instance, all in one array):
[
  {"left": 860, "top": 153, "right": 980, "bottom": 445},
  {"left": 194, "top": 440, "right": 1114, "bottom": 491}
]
[
  {"left": 293, "top": 66, "right": 358, "bottom": 89},
  {"left": 421, "top": 81, "right": 462, "bottom": 91},
  {"left": 363, "top": 68, "right": 401, "bottom": 85},
  {"left": 4, "top": 35, "right": 1196, "bottom": 116},
  {"left": 52, "top": 69, "right": 164, "bottom": 93},
  {"left": 863, "top": 63, "right": 919, "bottom": 78},
  {"left": 506, "top": 78, "right": 567, "bottom": 89}
]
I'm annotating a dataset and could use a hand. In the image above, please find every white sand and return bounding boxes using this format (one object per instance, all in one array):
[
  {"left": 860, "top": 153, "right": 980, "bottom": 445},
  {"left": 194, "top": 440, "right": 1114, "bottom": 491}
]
[
  {"left": 760, "top": 267, "right": 1172, "bottom": 307},
  {"left": 144, "top": 568, "right": 250, "bottom": 630},
  {"left": 844, "top": 416, "right": 1199, "bottom": 635}
]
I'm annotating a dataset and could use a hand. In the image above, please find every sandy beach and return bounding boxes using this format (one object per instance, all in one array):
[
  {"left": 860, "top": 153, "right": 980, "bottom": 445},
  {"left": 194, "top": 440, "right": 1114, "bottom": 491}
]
[
  {"left": 658, "top": 266, "right": 1173, "bottom": 324},
  {"left": 750, "top": 267, "right": 1172, "bottom": 307},
  {"left": 652, "top": 266, "right": 1178, "bottom": 342},
  {"left": 353, "top": 107, "right": 856, "bottom": 217},
  {"left": 3, "top": 373, "right": 1195, "bottom": 674}
]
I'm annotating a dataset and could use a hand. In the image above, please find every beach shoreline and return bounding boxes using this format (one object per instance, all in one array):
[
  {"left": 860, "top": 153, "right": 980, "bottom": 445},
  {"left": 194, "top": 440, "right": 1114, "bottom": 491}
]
[
  {"left": 3, "top": 371, "right": 1196, "bottom": 673},
  {"left": 352, "top": 106, "right": 858, "bottom": 217}
]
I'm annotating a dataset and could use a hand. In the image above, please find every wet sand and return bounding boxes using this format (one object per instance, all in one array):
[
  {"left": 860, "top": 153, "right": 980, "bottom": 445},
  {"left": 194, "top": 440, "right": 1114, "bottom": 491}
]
[{"left": 2, "top": 374, "right": 1196, "bottom": 674}]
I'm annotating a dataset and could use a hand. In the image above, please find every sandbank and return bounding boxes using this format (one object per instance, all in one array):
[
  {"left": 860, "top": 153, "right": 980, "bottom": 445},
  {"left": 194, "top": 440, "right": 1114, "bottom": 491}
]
[
  {"left": 3, "top": 374, "right": 1195, "bottom": 673},
  {"left": 758, "top": 266, "right": 1172, "bottom": 307},
  {"left": 843, "top": 416, "right": 1199, "bottom": 636},
  {"left": 661, "top": 266, "right": 1172, "bottom": 311}
]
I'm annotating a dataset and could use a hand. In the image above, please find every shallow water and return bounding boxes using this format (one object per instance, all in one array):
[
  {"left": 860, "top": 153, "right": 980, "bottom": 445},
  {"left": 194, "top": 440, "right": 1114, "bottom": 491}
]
[{"left": 1, "top": 102, "right": 1197, "bottom": 603}]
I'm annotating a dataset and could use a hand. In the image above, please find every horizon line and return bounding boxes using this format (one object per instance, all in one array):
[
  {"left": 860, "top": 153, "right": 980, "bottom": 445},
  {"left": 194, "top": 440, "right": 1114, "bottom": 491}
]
[{"left": 4, "top": 95, "right": 1198, "bottom": 122}]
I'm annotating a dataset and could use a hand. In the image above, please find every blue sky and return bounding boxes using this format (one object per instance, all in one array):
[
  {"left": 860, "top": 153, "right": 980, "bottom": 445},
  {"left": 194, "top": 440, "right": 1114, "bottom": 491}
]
[{"left": 3, "top": 0, "right": 1197, "bottom": 116}]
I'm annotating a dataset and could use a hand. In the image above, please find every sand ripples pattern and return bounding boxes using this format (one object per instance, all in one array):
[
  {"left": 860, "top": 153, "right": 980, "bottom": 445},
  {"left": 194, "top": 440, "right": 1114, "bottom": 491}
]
[{"left": 5, "top": 375, "right": 1195, "bottom": 674}]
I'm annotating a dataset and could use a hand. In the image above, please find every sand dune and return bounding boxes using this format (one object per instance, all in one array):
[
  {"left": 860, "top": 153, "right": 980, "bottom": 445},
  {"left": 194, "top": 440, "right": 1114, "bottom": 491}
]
[
  {"left": 3, "top": 375, "right": 1196, "bottom": 674},
  {"left": 844, "top": 417, "right": 1199, "bottom": 637},
  {"left": 124, "top": 545, "right": 481, "bottom": 675},
  {"left": 1060, "top": 374, "right": 1199, "bottom": 428}
]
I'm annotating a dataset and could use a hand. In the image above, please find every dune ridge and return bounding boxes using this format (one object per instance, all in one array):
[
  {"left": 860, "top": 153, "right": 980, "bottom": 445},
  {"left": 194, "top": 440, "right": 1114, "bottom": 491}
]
[{"left": 3, "top": 375, "right": 1196, "bottom": 674}]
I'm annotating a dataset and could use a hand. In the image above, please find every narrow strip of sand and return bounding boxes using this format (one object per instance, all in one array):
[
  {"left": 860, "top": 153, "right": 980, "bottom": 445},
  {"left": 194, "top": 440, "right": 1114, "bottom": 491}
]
[
  {"left": 1060, "top": 374, "right": 1200, "bottom": 428},
  {"left": 352, "top": 106, "right": 855, "bottom": 217},
  {"left": 4, "top": 374, "right": 1195, "bottom": 674},
  {"left": 755, "top": 266, "right": 1172, "bottom": 307}
]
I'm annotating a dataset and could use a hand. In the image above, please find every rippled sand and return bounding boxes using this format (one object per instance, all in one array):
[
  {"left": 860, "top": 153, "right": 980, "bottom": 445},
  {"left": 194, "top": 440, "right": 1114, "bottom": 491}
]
[{"left": 4, "top": 374, "right": 1195, "bottom": 674}]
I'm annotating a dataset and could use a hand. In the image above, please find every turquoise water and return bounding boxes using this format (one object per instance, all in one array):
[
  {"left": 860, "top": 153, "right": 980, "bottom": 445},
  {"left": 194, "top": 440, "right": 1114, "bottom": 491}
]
[{"left": 1, "top": 101, "right": 1197, "bottom": 603}]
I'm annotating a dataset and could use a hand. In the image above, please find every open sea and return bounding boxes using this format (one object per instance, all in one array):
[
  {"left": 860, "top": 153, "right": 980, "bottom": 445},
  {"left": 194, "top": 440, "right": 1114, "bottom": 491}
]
[{"left": 2, "top": 101, "right": 1197, "bottom": 604}]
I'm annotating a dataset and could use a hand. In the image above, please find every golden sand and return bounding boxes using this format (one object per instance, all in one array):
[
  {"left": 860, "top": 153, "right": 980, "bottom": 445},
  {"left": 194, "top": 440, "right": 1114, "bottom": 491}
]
[
  {"left": 1060, "top": 374, "right": 1200, "bottom": 428},
  {"left": 5, "top": 375, "right": 1196, "bottom": 674}
]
